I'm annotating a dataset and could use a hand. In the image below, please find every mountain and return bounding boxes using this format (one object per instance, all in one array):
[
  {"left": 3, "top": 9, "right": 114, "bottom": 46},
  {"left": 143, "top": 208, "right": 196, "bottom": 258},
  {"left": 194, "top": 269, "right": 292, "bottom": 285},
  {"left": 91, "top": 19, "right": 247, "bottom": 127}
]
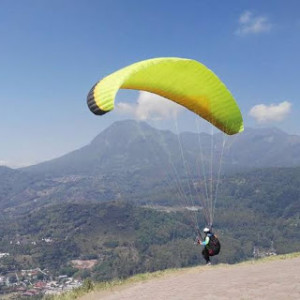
[
  {"left": 23, "top": 121, "right": 300, "bottom": 176},
  {"left": 1, "top": 120, "right": 300, "bottom": 211},
  {"left": 22, "top": 120, "right": 174, "bottom": 177},
  {"left": 0, "top": 166, "right": 43, "bottom": 209},
  {"left": 224, "top": 127, "right": 300, "bottom": 168}
]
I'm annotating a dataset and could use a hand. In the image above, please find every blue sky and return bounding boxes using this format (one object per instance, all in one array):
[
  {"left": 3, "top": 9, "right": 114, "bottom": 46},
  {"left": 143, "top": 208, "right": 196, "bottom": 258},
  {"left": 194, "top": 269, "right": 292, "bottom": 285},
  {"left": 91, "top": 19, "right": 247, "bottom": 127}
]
[{"left": 0, "top": 0, "right": 299, "bottom": 167}]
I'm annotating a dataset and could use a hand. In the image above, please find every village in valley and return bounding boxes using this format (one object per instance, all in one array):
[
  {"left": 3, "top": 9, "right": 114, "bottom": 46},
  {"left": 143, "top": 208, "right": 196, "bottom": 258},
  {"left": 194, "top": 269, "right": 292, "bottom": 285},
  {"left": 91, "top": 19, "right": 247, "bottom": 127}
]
[{"left": 0, "top": 251, "right": 86, "bottom": 298}]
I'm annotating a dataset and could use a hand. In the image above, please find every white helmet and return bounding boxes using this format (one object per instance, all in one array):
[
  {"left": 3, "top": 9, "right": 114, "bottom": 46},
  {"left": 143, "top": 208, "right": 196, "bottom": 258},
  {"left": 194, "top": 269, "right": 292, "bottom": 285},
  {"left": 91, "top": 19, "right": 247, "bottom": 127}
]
[{"left": 203, "top": 227, "right": 210, "bottom": 233}]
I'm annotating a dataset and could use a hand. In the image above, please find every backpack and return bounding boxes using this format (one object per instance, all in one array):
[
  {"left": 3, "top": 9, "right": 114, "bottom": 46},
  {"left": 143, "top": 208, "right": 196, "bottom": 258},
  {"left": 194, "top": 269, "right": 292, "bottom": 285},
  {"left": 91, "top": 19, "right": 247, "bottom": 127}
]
[{"left": 207, "top": 234, "right": 221, "bottom": 256}]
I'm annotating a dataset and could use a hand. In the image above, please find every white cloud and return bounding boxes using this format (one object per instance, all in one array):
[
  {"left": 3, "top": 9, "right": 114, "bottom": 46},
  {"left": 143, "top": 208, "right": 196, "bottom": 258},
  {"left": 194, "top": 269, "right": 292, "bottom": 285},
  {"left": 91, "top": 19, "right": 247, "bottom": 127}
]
[
  {"left": 0, "top": 160, "right": 34, "bottom": 168},
  {"left": 249, "top": 101, "right": 291, "bottom": 123},
  {"left": 116, "top": 91, "right": 183, "bottom": 120},
  {"left": 236, "top": 11, "right": 272, "bottom": 36}
]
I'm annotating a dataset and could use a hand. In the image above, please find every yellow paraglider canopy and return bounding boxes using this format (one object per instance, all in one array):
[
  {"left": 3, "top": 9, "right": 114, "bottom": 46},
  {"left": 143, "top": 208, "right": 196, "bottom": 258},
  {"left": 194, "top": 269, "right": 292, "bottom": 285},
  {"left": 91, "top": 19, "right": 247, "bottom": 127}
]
[{"left": 87, "top": 57, "right": 243, "bottom": 135}]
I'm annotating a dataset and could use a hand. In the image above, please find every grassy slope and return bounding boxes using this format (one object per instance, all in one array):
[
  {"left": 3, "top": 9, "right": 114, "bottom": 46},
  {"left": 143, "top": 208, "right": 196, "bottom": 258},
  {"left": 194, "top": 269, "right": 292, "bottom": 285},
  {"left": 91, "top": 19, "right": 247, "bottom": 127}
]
[{"left": 45, "top": 252, "right": 300, "bottom": 300}]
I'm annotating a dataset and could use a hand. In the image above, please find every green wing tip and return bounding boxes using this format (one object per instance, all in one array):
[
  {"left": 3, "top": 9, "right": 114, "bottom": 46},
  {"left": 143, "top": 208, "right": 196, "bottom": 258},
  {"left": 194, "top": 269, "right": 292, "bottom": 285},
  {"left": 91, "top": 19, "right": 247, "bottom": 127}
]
[
  {"left": 226, "top": 123, "right": 244, "bottom": 135},
  {"left": 239, "top": 124, "right": 244, "bottom": 133}
]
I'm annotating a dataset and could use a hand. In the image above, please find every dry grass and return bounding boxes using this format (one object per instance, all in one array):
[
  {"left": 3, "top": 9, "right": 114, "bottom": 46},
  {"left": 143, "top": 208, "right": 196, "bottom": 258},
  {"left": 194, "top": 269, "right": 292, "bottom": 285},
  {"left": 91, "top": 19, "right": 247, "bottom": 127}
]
[{"left": 44, "top": 252, "right": 300, "bottom": 300}]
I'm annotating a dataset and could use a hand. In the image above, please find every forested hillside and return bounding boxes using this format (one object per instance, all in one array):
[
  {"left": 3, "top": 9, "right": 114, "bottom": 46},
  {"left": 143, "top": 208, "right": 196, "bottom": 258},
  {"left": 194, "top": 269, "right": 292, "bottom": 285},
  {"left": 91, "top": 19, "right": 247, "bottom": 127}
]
[{"left": 1, "top": 167, "right": 299, "bottom": 282}]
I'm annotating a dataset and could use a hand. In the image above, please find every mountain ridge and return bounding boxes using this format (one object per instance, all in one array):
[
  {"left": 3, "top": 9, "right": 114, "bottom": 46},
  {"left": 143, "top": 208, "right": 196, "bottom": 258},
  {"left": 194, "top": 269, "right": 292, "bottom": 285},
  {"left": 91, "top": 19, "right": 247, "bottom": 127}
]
[
  {"left": 1, "top": 120, "right": 300, "bottom": 211},
  {"left": 20, "top": 120, "right": 300, "bottom": 176}
]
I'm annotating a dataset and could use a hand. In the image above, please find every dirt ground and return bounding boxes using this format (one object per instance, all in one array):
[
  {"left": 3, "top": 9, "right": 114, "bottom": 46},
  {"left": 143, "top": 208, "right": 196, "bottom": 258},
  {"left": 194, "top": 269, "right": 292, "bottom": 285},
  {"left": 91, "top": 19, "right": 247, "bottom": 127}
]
[
  {"left": 80, "top": 256, "right": 300, "bottom": 300},
  {"left": 71, "top": 259, "right": 98, "bottom": 269}
]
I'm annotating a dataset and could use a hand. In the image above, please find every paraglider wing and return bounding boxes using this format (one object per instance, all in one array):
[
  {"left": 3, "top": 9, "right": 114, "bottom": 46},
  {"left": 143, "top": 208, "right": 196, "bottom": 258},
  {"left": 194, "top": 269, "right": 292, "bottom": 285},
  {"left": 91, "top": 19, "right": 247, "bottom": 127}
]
[{"left": 87, "top": 57, "right": 243, "bottom": 135}]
